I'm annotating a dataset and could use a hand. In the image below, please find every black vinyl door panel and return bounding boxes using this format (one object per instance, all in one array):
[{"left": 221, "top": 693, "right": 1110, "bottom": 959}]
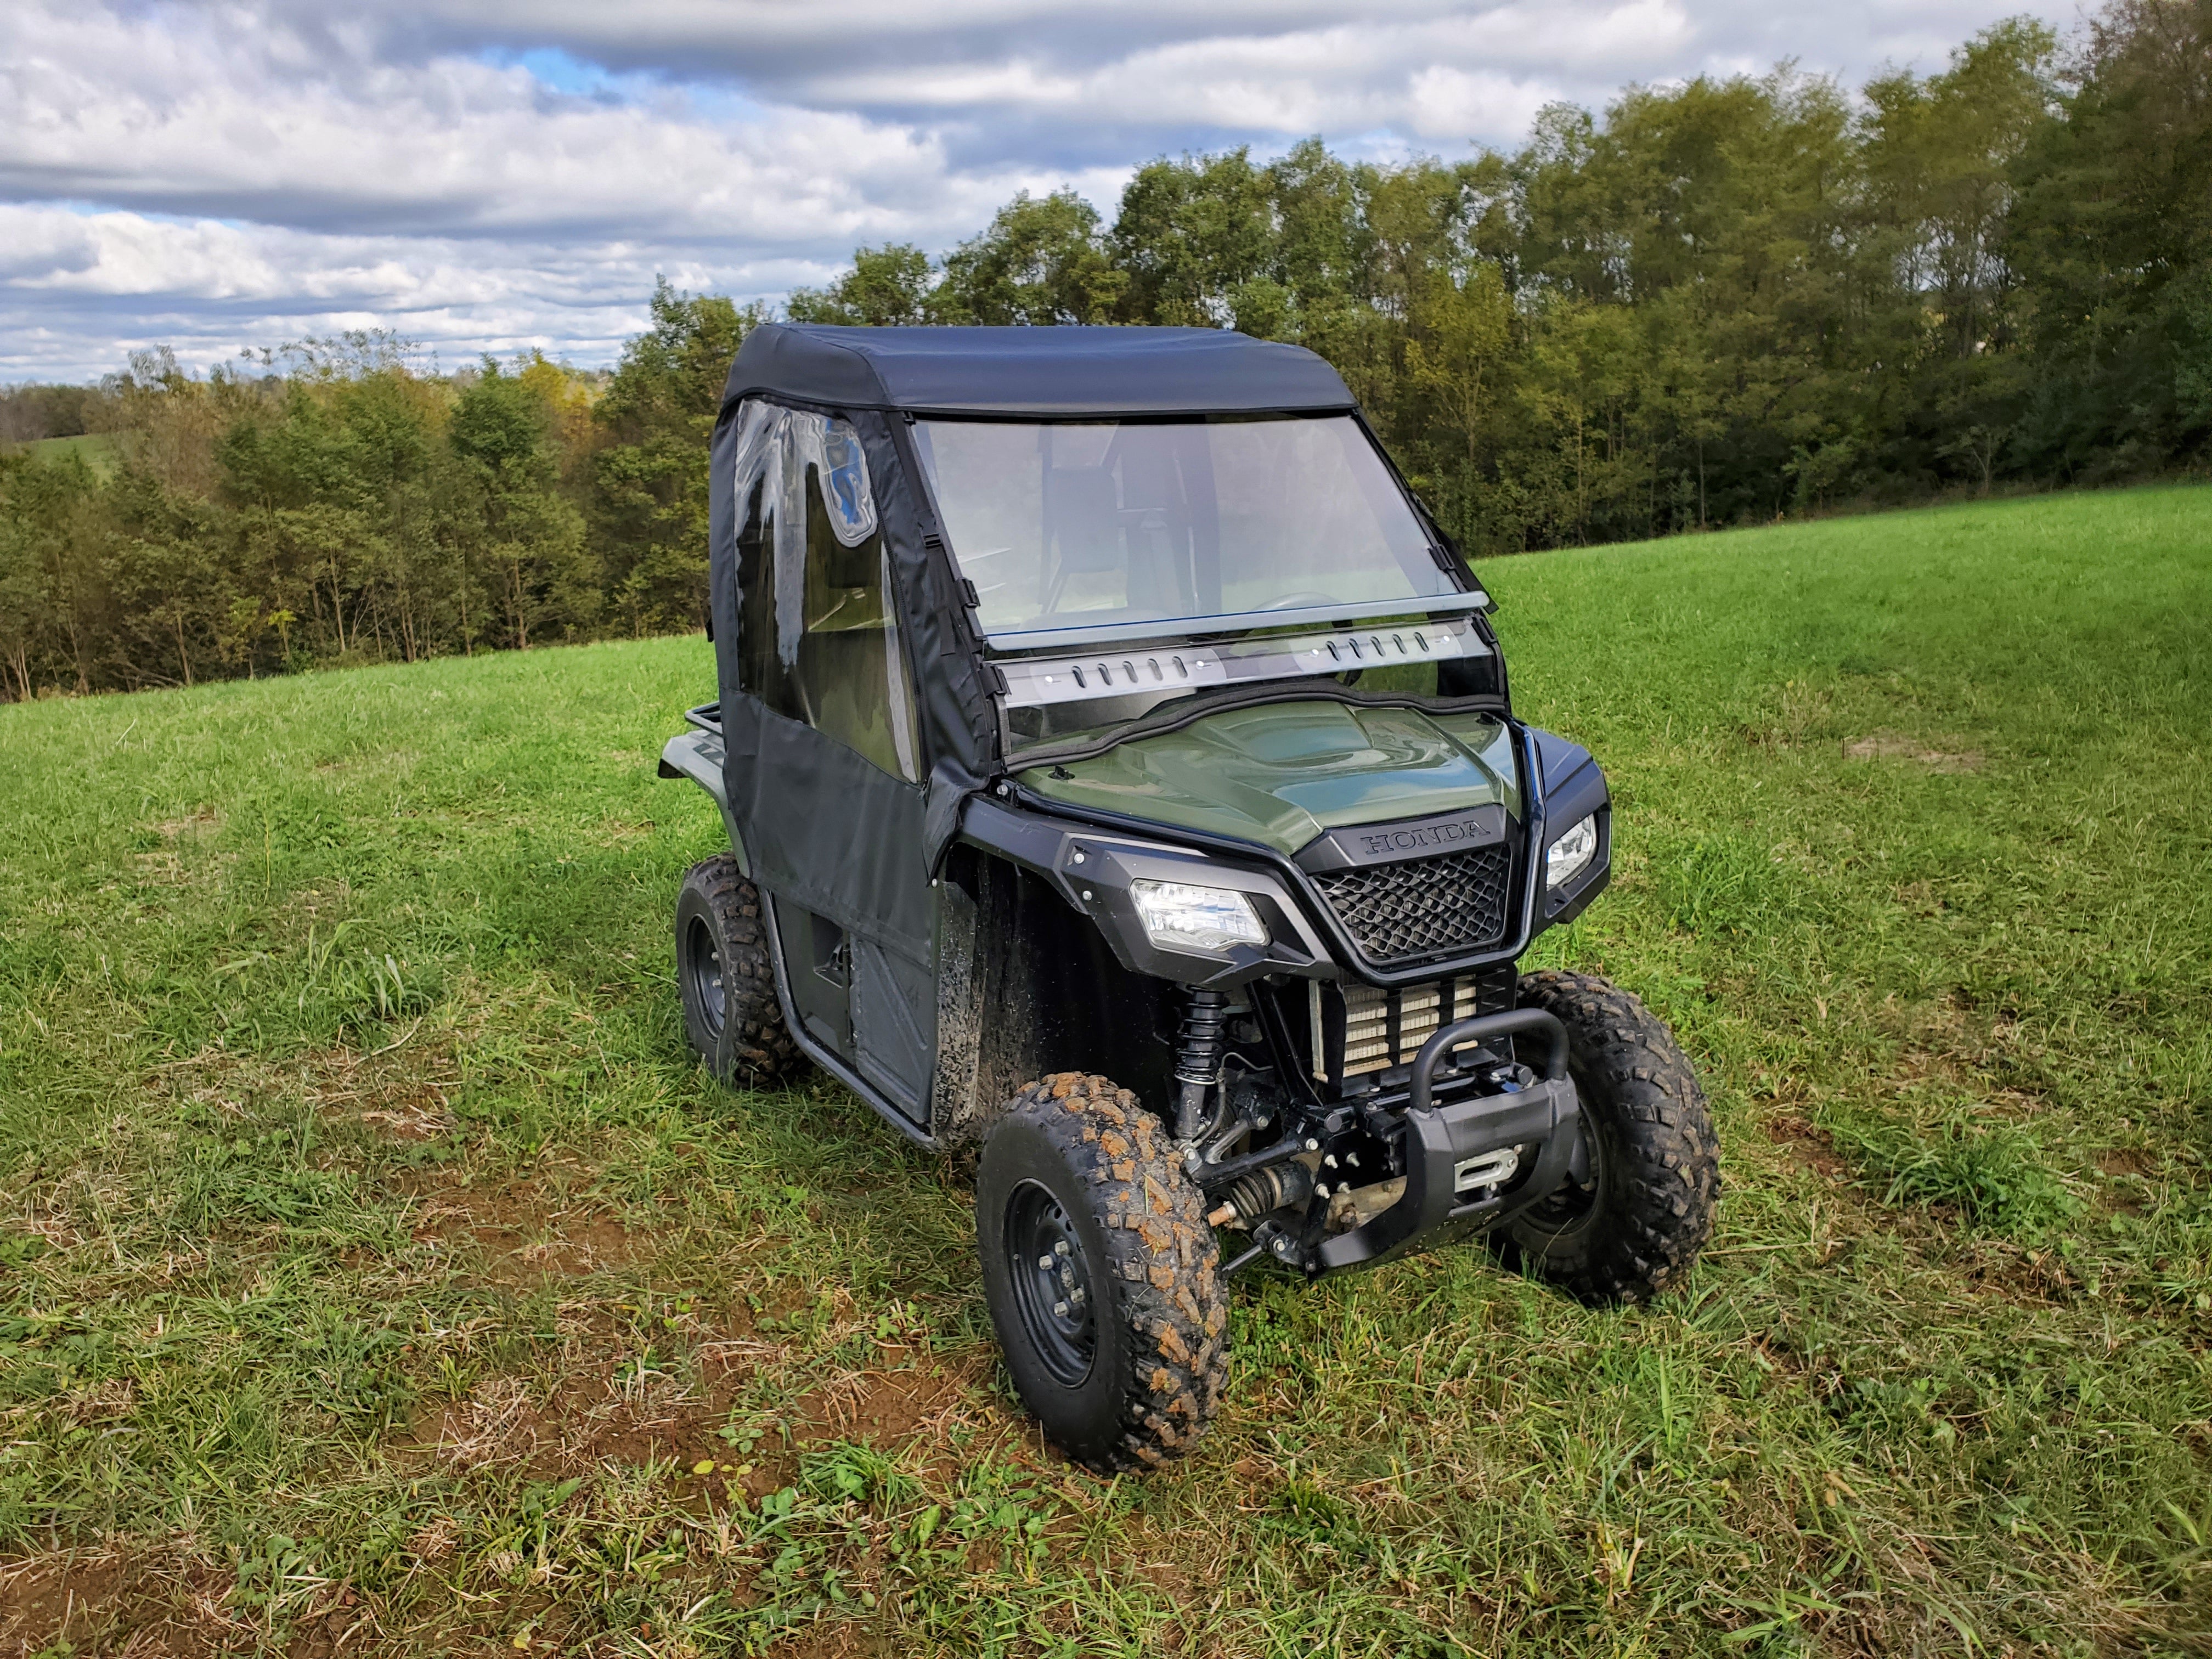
[
  {"left": 713, "top": 402, "right": 939, "bottom": 1127},
  {"left": 727, "top": 693, "right": 935, "bottom": 1122}
]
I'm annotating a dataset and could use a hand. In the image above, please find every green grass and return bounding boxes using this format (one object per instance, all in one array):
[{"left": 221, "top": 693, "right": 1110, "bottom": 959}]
[
  {"left": 2, "top": 483, "right": 2209, "bottom": 1656},
  {"left": 8, "top": 433, "right": 122, "bottom": 477}
]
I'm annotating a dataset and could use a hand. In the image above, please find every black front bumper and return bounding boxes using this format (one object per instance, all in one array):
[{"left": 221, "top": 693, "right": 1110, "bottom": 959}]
[{"left": 1316, "top": 1009, "right": 1583, "bottom": 1272}]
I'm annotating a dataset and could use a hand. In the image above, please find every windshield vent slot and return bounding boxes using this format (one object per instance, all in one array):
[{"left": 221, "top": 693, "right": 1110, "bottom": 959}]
[{"left": 992, "top": 616, "right": 1490, "bottom": 709}]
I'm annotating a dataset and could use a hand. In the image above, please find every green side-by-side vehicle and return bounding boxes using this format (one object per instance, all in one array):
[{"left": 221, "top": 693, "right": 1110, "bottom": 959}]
[{"left": 658, "top": 325, "right": 1719, "bottom": 1470}]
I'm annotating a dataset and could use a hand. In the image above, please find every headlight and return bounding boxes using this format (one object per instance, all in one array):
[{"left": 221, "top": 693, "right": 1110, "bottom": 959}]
[
  {"left": 1545, "top": 815, "right": 1599, "bottom": 889},
  {"left": 1129, "top": 880, "right": 1267, "bottom": 954}
]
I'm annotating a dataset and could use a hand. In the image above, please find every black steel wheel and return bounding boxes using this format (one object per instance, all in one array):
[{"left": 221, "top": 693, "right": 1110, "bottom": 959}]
[
  {"left": 1500, "top": 969, "right": 1719, "bottom": 1303},
  {"left": 1003, "top": 1181, "right": 1098, "bottom": 1386},
  {"left": 975, "top": 1074, "right": 1229, "bottom": 1472},
  {"left": 674, "top": 856, "right": 806, "bottom": 1088},
  {"left": 682, "top": 911, "right": 729, "bottom": 1045}
]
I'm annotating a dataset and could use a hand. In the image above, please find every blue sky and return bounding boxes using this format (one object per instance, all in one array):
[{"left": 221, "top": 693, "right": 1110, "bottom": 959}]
[{"left": 0, "top": 0, "right": 2066, "bottom": 382}]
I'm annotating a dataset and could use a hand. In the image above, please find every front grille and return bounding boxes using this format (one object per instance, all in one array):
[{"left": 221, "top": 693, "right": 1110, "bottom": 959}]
[
  {"left": 1310, "top": 843, "right": 1513, "bottom": 964},
  {"left": 1310, "top": 967, "right": 1517, "bottom": 1080}
]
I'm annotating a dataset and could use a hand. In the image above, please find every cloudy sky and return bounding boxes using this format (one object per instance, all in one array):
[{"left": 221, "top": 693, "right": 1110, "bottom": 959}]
[{"left": 2, "top": 0, "right": 2065, "bottom": 383}]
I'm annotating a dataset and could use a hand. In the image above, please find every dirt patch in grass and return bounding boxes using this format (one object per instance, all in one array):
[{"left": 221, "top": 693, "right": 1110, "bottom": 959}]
[
  {"left": 763, "top": 1622, "right": 895, "bottom": 1659},
  {"left": 1893, "top": 1042, "right": 1974, "bottom": 1087},
  {"left": 130, "top": 810, "right": 233, "bottom": 890},
  {"left": 793, "top": 1352, "right": 978, "bottom": 1450},
  {"left": 306, "top": 1041, "right": 460, "bottom": 1138},
  {"left": 151, "top": 1036, "right": 460, "bottom": 1143},
  {"left": 510, "top": 1218, "right": 638, "bottom": 1277},
  {"left": 0, "top": 1553, "right": 127, "bottom": 1656},
  {"left": 467, "top": 1209, "right": 638, "bottom": 1280},
  {"left": 0, "top": 1550, "right": 239, "bottom": 1659},
  {"left": 55, "top": 1376, "right": 138, "bottom": 1429},
  {"left": 414, "top": 1341, "right": 991, "bottom": 1503},
  {"left": 146, "top": 809, "right": 223, "bottom": 840},
  {"left": 1764, "top": 1113, "right": 1849, "bottom": 1180},
  {"left": 404, "top": 1177, "right": 641, "bottom": 1281},
  {"left": 1842, "top": 732, "right": 1984, "bottom": 771},
  {"left": 420, "top": 1374, "right": 540, "bottom": 1470},
  {"left": 1956, "top": 1239, "right": 2082, "bottom": 1307},
  {"left": 2096, "top": 1147, "right": 2157, "bottom": 1178},
  {"left": 415, "top": 1369, "right": 724, "bottom": 1481}
]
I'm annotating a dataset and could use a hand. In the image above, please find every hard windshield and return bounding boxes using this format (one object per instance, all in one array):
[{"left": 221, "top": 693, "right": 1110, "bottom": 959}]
[{"left": 910, "top": 415, "right": 1456, "bottom": 639}]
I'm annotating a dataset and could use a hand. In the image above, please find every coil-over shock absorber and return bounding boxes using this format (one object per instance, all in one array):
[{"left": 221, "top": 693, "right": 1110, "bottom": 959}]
[{"left": 1171, "top": 987, "right": 1231, "bottom": 1140}]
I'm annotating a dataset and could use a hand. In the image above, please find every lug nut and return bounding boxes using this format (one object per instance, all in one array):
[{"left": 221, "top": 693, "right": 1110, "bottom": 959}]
[
  {"left": 1346, "top": 1152, "right": 1360, "bottom": 1167},
  {"left": 1324, "top": 1154, "right": 1339, "bottom": 1169},
  {"left": 1055, "top": 1240, "right": 1070, "bottom": 1256},
  {"left": 1053, "top": 1300, "right": 1069, "bottom": 1316},
  {"left": 1038, "top": 1254, "right": 1054, "bottom": 1269},
  {"left": 1316, "top": 1183, "right": 1331, "bottom": 1199},
  {"left": 1305, "top": 1138, "right": 1319, "bottom": 1152}
]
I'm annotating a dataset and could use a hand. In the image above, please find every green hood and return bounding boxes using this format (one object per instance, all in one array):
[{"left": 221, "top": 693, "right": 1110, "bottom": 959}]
[{"left": 1019, "top": 701, "right": 1521, "bottom": 858}]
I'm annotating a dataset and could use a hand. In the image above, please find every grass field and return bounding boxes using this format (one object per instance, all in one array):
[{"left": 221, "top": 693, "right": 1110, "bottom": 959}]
[
  {"left": 1, "top": 483, "right": 2208, "bottom": 1657},
  {"left": 5, "top": 433, "right": 122, "bottom": 477}
]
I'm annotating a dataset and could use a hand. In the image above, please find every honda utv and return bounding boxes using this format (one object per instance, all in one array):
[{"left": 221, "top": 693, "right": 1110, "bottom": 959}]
[{"left": 658, "top": 325, "right": 1719, "bottom": 1471}]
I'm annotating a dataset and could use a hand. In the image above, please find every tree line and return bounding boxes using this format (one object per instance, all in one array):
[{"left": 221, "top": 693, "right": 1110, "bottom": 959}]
[
  {"left": 0, "top": 307, "right": 753, "bottom": 698},
  {"left": 3, "top": 0, "right": 2204, "bottom": 700}
]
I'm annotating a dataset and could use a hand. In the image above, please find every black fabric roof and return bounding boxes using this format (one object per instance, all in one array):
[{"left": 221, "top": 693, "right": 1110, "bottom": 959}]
[{"left": 723, "top": 324, "right": 1356, "bottom": 417}]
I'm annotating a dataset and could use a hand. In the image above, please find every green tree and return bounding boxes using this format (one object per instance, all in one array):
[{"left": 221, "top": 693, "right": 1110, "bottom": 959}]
[
  {"left": 591, "top": 279, "right": 763, "bottom": 635},
  {"left": 787, "top": 244, "right": 936, "bottom": 325},
  {"left": 935, "top": 191, "right": 1127, "bottom": 324},
  {"left": 1861, "top": 21, "right": 2059, "bottom": 491},
  {"left": 0, "top": 452, "right": 106, "bottom": 696},
  {"left": 1401, "top": 261, "right": 1517, "bottom": 539},
  {"left": 449, "top": 362, "right": 590, "bottom": 652},
  {"left": 2005, "top": 0, "right": 2212, "bottom": 475},
  {"left": 1110, "top": 150, "right": 1279, "bottom": 329}
]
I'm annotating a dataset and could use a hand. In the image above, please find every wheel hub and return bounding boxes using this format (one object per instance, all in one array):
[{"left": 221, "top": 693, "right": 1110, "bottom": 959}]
[
  {"left": 1004, "top": 1180, "right": 1097, "bottom": 1386},
  {"left": 685, "top": 916, "right": 726, "bottom": 1040}
]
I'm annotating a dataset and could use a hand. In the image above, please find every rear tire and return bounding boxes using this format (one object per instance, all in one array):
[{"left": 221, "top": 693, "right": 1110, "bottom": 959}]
[
  {"left": 1502, "top": 969, "right": 1719, "bottom": 1303},
  {"left": 675, "top": 856, "right": 806, "bottom": 1088},
  {"left": 976, "top": 1074, "right": 1229, "bottom": 1472}
]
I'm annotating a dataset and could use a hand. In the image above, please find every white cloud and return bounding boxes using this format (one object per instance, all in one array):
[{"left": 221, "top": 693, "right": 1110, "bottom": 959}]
[
  {"left": 0, "top": 0, "right": 2068, "bottom": 380},
  {"left": 0, "top": 4, "right": 1016, "bottom": 242},
  {"left": 0, "top": 204, "right": 859, "bottom": 377}
]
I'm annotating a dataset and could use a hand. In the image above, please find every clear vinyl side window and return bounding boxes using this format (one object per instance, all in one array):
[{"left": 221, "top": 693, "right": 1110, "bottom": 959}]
[{"left": 731, "top": 403, "right": 919, "bottom": 783}]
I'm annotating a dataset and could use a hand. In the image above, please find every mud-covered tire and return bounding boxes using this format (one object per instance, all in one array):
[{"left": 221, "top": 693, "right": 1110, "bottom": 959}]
[
  {"left": 675, "top": 856, "right": 806, "bottom": 1088},
  {"left": 1502, "top": 969, "right": 1719, "bottom": 1303},
  {"left": 976, "top": 1074, "right": 1229, "bottom": 1472}
]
